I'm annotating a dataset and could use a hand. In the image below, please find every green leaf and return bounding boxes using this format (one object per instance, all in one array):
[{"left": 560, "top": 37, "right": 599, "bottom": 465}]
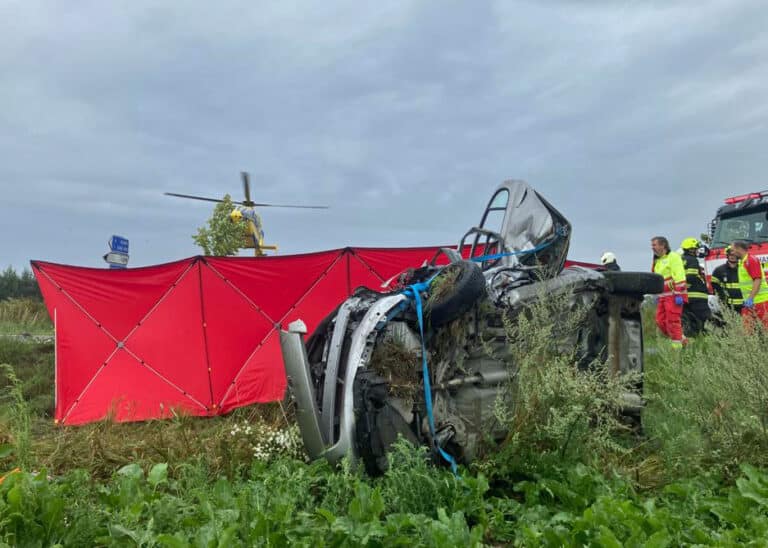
[
  {"left": 217, "top": 525, "right": 239, "bottom": 548},
  {"left": 736, "top": 465, "right": 768, "bottom": 508},
  {"left": 156, "top": 534, "right": 190, "bottom": 548},
  {"left": 316, "top": 508, "right": 337, "bottom": 523},
  {"left": 596, "top": 526, "right": 622, "bottom": 548},
  {"left": 148, "top": 463, "right": 169, "bottom": 487},
  {"left": 0, "top": 444, "right": 14, "bottom": 459},
  {"left": 348, "top": 484, "right": 384, "bottom": 522},
  {"left": 109, "top": 523, "right": 140, "bottom": 543},
  {"left": 6, "top": 485, "right": 21, "bottom": 509},
  {"left": 645, "top": 530, "right": 672, "bottom": 548},
  {"left": 212, "top": 477, "right": 234, "bottom": 503},
  {"left": 116, "top": 463, "right": 143, "bottom": 480}
]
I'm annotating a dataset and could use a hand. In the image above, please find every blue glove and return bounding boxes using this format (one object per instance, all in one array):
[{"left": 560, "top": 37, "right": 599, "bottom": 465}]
[
  {"left": 674, "top": 295, "right": 684, "bottom": 306},
  {"left": 744, "top": 297, "right": 754, "bottom": 308}
]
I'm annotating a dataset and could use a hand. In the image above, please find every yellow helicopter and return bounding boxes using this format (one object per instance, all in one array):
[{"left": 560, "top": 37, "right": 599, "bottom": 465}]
[{"left": 165, "top": 172, "right": 328, "bottom": 256}]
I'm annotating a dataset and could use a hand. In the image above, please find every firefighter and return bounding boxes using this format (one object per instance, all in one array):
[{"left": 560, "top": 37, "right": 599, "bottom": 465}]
[
  {"left": 679, "top": 237, "right": 712, "bottom": 337},
  {"left": 730, "top": 240, "right": 768, "bottom": 328},
  {"left": 600, "top": 251, "right": 621, "bottom": 271},
  {"left": 652, "top": 236, "right": 688, "bottom": 348},
  {"left": 711, "top": 245, "right": 743, "bottom": 314}
]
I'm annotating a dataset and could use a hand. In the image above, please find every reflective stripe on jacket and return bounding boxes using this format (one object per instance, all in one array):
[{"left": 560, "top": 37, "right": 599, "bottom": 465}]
[
  {"left": 682, "top": 254, "right": 710, "bottom": 300},
  {"left": 711, "top": 263, "right": 744, "bottom": 307},
  {"left": 653, "top": 252, "right": 688, "bottom": 300},
  {"left": 738, "top": 254, "right": 768, "bottom": 304}
]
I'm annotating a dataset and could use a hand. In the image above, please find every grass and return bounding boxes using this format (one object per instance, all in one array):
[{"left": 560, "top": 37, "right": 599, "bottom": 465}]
[
  {"left": 642, "top": 307, "right": 768, "bottom": 478},
  {"left": 0, "top": 298, "right": 53, "bottom": 336},
  {"left": 0, "top": 364, "right": 31, "bottom": 471},
  {"left": 426, "top": 264, "right": 461, "bottom": 307},
  {"left": 2, "top": 439, "right": 768, "bottom": 545},
  {"left": 0, "top": 300, "right": 303, "bottom": 480},
  {"left": 0, "top": 340, "right": 302, "bottom": 482},
  {"left": 9, "top": 405, "right": 299, "bottom": 480},
  {"left": 369, "top": 339, "right": 421, "bottom": 399},
  {"left": 2, "top": 296, "right": 768, "bottom": 544},
  {"left": 0, "top": 338, "right": 54, "bottom": 417}
]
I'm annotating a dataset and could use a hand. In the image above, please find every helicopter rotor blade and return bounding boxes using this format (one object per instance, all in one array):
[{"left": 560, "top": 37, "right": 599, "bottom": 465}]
[
  {"left": 165, "top": 190, "right": 327, "bottom": 209},
  {"left": 241, "top": 172, "right": 253, "bottom": 205},
  {"left": 164, "top": 192, "right": 227, "bottom": 204},
  {"left": 249, "top": 203, "right": 329, "bottom": 209}
]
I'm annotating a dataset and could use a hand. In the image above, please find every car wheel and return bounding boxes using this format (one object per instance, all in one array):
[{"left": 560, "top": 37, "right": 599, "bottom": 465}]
[
  {"left": 426, "top": 261, "right": 486, "bottom": 327},
  {"left": 353, "top": 370, "right": 419, "bottom": 475},
  {"left": 602, "top": 271, "right": 664, "bottom": 296}
]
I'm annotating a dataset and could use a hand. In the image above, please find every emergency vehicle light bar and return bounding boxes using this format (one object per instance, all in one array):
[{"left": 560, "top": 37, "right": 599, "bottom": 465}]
[{"left": 724, "top": 191, "right": 768, "bottom": 205}]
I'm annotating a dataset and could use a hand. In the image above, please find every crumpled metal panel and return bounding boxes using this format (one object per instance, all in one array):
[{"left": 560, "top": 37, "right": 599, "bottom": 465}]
[
  {"left": 497, "top": 180, "right": 572, "bottom": 275},
  {"left": 492, "top": 265, "right": 606, "bottom": 308}
]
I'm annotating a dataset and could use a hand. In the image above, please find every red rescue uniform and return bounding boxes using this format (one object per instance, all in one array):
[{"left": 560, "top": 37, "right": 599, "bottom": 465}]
[{"left": 653, "top": 251, "right": 688, "bottom": 347}]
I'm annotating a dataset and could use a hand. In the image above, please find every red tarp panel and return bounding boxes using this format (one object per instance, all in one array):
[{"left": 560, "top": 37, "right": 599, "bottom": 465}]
[{"left": 32, "top": 247, "right": 594, "bottom": 425}]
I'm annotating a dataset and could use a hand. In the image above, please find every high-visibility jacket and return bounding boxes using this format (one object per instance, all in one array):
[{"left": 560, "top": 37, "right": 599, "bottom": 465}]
[
  {"left": 653, "top": 252, "right": 688, "bottom": 301},
  {"left": 682, "top": 254, "right": 710, "bottom": 301},
  {"left": 711, "top": 263, "right": 744, "bottom": 308},
  {"left": 737, "top": 254, "right": 768, "bottom": 305}
]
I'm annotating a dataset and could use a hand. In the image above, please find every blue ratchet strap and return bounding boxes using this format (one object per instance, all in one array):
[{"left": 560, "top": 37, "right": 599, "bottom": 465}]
[
  {"left": 469, "top": 239, "right": 554, "bottom": 263},
  {"left": 402, "top": 280, "right": 459, "bottom": 475}
]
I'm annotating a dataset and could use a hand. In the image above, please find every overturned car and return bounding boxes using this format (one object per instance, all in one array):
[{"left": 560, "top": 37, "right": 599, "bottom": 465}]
[{"left": 280, "top": 180, "right": 663, "bottom": 474}]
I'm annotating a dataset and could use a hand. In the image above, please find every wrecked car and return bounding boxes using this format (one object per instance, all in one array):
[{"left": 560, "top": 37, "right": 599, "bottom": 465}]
[{"left": 280, "top": 180, "right": 663, "bottom": 474}]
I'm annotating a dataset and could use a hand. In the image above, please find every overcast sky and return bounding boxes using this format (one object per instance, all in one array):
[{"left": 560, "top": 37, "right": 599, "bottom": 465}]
[{"left": 2, "top": 0, "right": 767, "bottom": 273}]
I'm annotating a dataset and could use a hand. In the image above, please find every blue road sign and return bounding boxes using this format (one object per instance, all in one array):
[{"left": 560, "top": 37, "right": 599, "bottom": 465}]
[
  {"left": 109, "top": 235, "right": 129, "bottom": 254},
  {"left": 106, "top": 235, "right": 129, "bottom": 269}
]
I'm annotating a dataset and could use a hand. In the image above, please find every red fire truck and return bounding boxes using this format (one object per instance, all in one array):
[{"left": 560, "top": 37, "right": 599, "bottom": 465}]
[{"left": 704, "top": 191, "right": 768, "bottom": 279}]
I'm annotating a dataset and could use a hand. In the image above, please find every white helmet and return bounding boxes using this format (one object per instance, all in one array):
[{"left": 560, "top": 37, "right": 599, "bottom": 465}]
[{"left": 601, "top": 251, "right": 617, "bottom": 265}]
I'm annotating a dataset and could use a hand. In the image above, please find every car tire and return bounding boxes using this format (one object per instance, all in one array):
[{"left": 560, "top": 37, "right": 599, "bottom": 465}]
[
  {"left": 426, "top": 260, "right": 486, "bottom": 327},
  {"left": 602, "top": 271, "right": 664, "bottom": 295},
  {"left": 353, "top": 370, "right": 419, "bottom": 475}
]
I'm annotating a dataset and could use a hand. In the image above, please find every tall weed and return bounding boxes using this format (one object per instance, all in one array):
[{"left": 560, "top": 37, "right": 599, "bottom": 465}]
[
  {"left": 0, "top": 338, "right": 55, "bottom": 417},
  {"left": 488, "top": 286, "right": 636, "bottom": 472},
  {"left": 380, "top": 438, "right": 489, "bottom": 521},
  {"left": 3, "top": 447, "right": 768, "bottom": 546},
  {"left": 0, "top": 364, "right": 32, "bottom": 470},
  {"left": 29, "top": 404, "right": 299, "bottom": 479},
  {"left": 0, "top": 298, "right": 52, "bottom": 335},
  {"left": 644, "top": 308, "right": 768, "bottom": 476}
]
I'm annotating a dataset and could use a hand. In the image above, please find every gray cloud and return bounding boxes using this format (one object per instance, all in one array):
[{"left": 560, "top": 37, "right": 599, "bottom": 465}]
[{"left": 2, "top": 0, "right": 767, "bottom": 273}]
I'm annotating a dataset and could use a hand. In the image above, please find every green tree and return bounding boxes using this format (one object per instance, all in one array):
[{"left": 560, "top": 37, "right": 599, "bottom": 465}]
[
  {"left": 0, "top": 267, "right": 40, "bottom": 301},
  {"left": 0, "top": 267, "right": 20, "bottom": 301},
  {"left": 192, "top": 194, "right": 250, "bottom": 256}
]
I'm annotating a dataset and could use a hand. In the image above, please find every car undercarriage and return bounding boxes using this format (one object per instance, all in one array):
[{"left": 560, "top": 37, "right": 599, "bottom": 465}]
[{"left": 280, "top": 180, "right": 663, "bottom": 474}]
